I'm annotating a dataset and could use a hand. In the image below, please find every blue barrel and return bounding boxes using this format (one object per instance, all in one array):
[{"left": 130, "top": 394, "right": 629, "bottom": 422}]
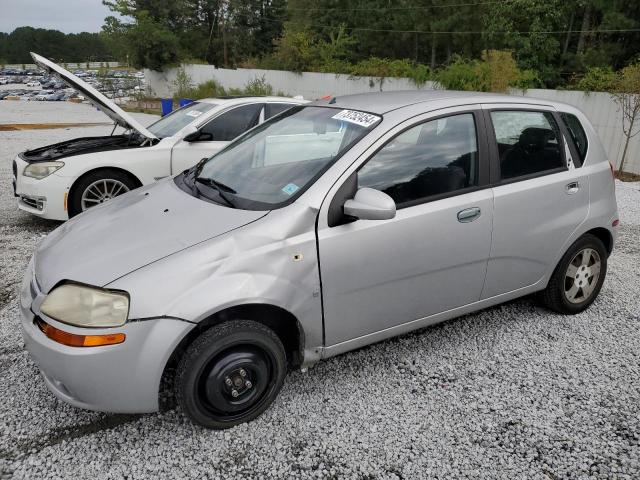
[
  {"left": 161, "top": 98, "right": 173, "bottom": 116},
  {"left": 179, "top": 98, "right": 194, "bottom": 107}
]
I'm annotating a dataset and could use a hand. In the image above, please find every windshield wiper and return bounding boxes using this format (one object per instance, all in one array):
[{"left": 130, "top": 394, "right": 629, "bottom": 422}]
[{"left": 195, "top": 177, "right": 237, "bottom": 208}]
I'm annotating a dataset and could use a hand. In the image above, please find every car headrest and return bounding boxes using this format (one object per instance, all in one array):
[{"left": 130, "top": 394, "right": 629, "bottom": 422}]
[{"left": 519, "top": 127, "right": 554, "bottom": 150}]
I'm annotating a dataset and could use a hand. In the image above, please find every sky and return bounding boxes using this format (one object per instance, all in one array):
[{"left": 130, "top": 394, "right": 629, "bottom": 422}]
[{"left": 0, "top": 0, "right": 120, "bottom": 34}]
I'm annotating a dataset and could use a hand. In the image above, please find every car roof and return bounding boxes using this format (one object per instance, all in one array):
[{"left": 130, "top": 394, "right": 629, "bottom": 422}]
[
  {"left": 198, "top": 96, "right": 307, "bottom": 106},
  {"left": 309, "top": 90, "right": 564, "bottom": 115}
]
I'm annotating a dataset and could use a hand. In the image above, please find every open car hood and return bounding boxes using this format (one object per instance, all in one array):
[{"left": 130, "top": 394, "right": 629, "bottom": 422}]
[{"left": 30, "top": 52, "right": 157, "bottom": 140}]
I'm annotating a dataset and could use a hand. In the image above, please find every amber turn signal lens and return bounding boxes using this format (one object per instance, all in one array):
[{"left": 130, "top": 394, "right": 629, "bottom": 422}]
[{"left": 35, "top": 318, "right": 125, "bottom": 347}]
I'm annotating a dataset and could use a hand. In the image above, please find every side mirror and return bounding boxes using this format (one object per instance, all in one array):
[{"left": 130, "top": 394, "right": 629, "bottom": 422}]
[
  {"left": 182, "top": 125, "right": 199, "bottom": 142},
  {"left": 343, "top": 188, "right": 396, "bottom": 221}
]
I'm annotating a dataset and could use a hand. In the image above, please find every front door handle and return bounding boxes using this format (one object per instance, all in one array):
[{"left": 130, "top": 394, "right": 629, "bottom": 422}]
[
  {"left": 457, "top": 207, "right": 481, "bottom": 223},
  {"left": 566, "top": 181, "right": 580, "bottom": 195}
]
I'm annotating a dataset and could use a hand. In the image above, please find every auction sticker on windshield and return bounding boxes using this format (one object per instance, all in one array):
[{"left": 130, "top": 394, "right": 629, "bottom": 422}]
[{"left": 331, "top": 110, "right": 380, "bottom": 128}]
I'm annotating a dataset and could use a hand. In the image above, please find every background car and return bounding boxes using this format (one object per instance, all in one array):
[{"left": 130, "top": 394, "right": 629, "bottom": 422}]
[{"left": 12, "top": 53, "right": 307, "bottom": 221}]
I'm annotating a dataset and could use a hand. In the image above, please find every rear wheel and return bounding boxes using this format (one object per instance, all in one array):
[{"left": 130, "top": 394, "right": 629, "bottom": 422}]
[
  {"left": 69, "top": 169, "right": 137, "bottom": 217},
  {"left": 539, "top": 234, "right": 607, "bottom": 314},
  {"left": 176, "top": 320, "right": 287, "bottom": 429}
]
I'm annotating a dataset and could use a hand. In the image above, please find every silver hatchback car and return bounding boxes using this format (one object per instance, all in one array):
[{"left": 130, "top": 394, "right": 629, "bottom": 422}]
[{"left": 20, "top": 91, "right": 618, "bottom": 428}]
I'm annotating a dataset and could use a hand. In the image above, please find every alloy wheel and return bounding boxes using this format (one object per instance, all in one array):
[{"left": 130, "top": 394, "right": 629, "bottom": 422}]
[
  {"left": 564, "top": 247, "right": 602, "bottom": 304},
  {"left": 80, "top": 178, "right": 130, "bottom": 211}
]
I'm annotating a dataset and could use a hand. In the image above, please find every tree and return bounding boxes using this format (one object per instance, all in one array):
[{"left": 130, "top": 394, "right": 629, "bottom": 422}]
[{"left": 612, "top": 63, "right": 640, "bottom": 173}]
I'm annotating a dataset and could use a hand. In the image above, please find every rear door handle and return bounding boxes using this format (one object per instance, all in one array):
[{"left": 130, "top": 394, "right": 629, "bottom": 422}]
[
  {"left": 457, "top": 207, "right": 481, "bottom": 223},
  {"left": 566, "top": 181, "right": 580, "bottom": 194}
]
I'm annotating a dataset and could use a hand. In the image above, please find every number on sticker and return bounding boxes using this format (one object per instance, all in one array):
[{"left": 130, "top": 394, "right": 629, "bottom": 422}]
[{"left": 331, "top": 110, "right": 380, "bottom": 128}]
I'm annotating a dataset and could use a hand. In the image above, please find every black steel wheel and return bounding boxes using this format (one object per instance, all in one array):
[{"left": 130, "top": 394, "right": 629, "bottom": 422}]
[{"left": 176, "top": 320, "right": 287, "bottom": 429}]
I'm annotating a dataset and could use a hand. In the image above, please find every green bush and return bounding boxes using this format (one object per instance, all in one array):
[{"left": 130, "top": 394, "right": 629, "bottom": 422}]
[
  {"left": 349, "top": 58, "right": 431, "bottom": 86},
  {"left": 172, "top": 75, "right": 278, "bottom": 100},
  {"left": 435, "top": 50, "right": 540, "bottom": 92},
  {"left": 576, "top": 66, "right": 617, "bottom": 92},
  {"left": 243, "top": 75, "right": 274, "bottom": 96}
]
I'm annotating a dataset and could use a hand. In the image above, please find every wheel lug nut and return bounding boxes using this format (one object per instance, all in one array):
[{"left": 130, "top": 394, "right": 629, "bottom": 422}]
[
  {"left": 225, "top": 377, "right": 232, "bottom": 386},
  {"left": 245, "top": 381, "right": 252, "bottom": 389},
  {"left": 239, "top": 369, "right": 246, "bottom": 377},
  {"left": 231, "top": 389, "right": 239, "bottom": 398}
]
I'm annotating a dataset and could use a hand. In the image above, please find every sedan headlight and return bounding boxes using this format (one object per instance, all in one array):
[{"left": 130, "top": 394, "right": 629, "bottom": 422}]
[
  {"left": 40, "top": 284, "right": 129, "bottom": 327},
  {"left": 23, "top": 161, "right": 64, "bottom": 179}
]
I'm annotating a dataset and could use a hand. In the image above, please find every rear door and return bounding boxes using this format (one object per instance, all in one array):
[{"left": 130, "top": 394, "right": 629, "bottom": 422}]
[
  {"left": 481, "top": 104, "right": 590, "bottom": 299},
  {"left": 170, "top": 103, "right": 263, "bottom": 173}
]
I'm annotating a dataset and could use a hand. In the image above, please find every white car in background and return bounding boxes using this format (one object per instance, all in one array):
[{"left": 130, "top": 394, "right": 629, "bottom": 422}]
[{"left": 13, "top": 53, "right": 306, "bottom": 221}]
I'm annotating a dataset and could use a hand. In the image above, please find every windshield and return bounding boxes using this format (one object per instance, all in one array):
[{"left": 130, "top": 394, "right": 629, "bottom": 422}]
[
  {"left": 148, "top": 102, "right": 217, "bottom": 138},
  {"left": 194, "top": 106, "right": 381, "bottom": 209}
]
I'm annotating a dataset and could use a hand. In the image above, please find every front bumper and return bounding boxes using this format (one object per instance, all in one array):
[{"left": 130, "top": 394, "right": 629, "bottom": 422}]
[
  {"left": 13, "top": 156, "right": 70, "bottom": 221},
  {"left": 20, "top": 262, "right": 195, "bottom": 413}
]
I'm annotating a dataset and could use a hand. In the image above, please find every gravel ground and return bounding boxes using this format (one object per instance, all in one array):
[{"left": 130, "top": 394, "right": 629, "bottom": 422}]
[{"left": 1, "top": 101, "right": 640, "bottom": 479}]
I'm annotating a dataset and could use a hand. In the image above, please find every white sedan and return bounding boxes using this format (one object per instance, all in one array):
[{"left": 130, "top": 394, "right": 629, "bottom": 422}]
[{"left": 13, "top": 53, "right": 306, "bottom": 221}]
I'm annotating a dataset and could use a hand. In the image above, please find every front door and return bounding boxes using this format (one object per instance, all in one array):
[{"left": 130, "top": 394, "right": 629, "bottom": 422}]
[{"left": 317, "top": 111, "right": 494, "bottom": 346}]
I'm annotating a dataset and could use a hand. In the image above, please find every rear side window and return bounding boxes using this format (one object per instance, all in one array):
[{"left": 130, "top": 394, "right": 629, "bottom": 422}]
[
  {"left": 490, "top": 111, "right": 564, "bottom": 181},
  {"left": 358, "top": 113, "right": 479, "bottom": 207},
  {"left": 201, "top": 103, "right": 262, "bottom": 141},
  {"left": 561, "top": 113, "right": 588, "bottom": 164},
  {"left": 265, "top": 103, "right": 294, "bottom": 119}
]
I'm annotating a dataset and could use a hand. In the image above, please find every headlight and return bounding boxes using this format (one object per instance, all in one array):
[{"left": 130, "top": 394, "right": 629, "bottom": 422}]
[
  {"left": 23, "top": 161, "right": 64, "bottom": 179},
  {"left": 40, "top": 284, "right": 129, "bottom": 328}
]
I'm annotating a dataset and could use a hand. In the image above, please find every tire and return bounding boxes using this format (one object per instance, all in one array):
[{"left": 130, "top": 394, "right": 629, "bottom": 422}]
[
  {"left": 539, "top": 234, "right": 607, "bottom": 314},
  {"left": 68, "top": 169, "right": 138, "bottom": 217},
  {"left": 176, "top": 320, "right": 287, "bottom": 429}
]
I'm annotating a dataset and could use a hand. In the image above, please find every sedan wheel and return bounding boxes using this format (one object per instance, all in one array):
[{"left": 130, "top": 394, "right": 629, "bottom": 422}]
[
  {"left": 80, "top": 178, "right": 130, "bottom": 210},
  {"left": 68, "top": 169, "right": 139, "bottom": 218}
]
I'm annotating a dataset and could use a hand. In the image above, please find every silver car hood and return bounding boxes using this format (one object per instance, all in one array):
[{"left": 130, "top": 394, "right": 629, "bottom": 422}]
[
  {"left": 34, "top": 180, "right": 267, "bottom": 293},
  {"left": 30, "top": 52, "right": 157, "bottom": 140}
]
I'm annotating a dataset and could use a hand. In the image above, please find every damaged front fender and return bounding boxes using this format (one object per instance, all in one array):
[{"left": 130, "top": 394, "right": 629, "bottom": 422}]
[{"left": 106, "top": 203, "right": 324, "bottom": 364}]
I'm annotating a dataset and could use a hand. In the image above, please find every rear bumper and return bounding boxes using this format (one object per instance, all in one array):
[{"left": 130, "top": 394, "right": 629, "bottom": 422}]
[
  {"left": 20, "top": 262, "right": 195, "bottom": 413},
  {"left": 14, "top": 155, "right": 70, "bottom": 221}
]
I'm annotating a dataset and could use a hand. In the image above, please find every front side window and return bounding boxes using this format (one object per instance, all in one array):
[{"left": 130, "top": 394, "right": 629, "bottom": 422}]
[
  {"left": 490, "top": 110, "right": 564, "bottom": 180},
  {"left": 147, "top": 102, "right": 216, "bottom": 138},
  {"left": 358, "top": 113, "right": 479, "bottom": 207},
  {"left": 194, "top": 106, "right": 381, "bottom": 209},
  {"left": 201, "top": 103, "right": 263, "bottom": 141},
  {"left": 561, "top": 112, "right": 588, "bottom": 165}
]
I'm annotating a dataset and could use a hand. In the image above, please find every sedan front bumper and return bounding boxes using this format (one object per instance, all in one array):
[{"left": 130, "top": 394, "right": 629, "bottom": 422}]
[
  {"left": 20, "top": 265, "right": 195, "bottom": 413},
  {"left": 14, "top": 155, "right": 71, "bottom": 221}
]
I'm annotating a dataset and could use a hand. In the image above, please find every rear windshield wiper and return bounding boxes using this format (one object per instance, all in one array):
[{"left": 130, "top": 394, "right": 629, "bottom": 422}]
[{"left": 195, "top": 176, "right": 237, "bottom": 208}]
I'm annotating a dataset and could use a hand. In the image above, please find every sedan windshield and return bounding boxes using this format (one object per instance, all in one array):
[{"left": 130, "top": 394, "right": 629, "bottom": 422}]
[
  {"left": 194, "top": 106, "right": 381, "bottom": 209},
  {"left": 148, "top": 102, "right": 217, "bottom": 138}
]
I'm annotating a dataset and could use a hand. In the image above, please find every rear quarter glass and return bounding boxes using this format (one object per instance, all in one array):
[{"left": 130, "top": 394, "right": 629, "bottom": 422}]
[{"left": 560, "top": 112, "right": 588, "bottom": 164}]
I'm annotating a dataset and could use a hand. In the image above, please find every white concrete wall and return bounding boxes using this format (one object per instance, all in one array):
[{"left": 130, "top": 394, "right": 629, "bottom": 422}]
[
  {"left": 145, "top": 65, "right": 436, "bottom": 100},
  {"left": 146, "top": 65, "right": 640, "bottom": 174}
]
